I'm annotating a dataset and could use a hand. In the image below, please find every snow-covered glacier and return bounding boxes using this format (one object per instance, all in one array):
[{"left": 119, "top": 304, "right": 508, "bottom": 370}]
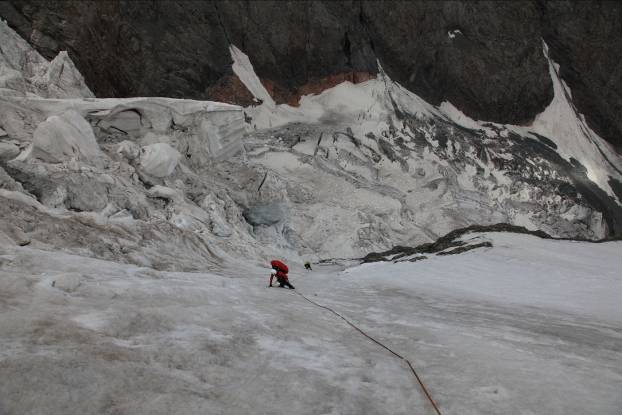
[
  {"left": 232, "top": 43, "right": 622, "bottom": 259},
  {"left": 2, "top": 18, "right": 622, "bottom": 265},
  {"left": 1, "top": 17, "right": 622, "bottom": 415}
]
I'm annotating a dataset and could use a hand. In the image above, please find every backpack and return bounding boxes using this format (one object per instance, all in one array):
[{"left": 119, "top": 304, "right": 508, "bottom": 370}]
[{"left": 270, "top": 259, "right": 288, "bottom": 273}]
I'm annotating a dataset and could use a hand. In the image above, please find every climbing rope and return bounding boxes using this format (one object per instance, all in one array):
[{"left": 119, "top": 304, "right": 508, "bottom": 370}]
[{"left": 296, "top": 292, "right": 443, "bottom": 415}]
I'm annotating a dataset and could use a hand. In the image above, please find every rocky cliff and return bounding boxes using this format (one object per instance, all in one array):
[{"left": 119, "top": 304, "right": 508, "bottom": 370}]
[{"left": 1, "top": 0, "right": 621, "bottom": 151}]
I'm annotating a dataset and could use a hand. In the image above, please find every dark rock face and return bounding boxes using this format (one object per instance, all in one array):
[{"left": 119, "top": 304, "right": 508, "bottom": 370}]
[
  {"left": 361, "top": 222, "right": 622, "bottom": 263},
  {"left": 538, "top": 1, "right": 622, "bottom": 153},
  {"left": 1, "top": 0, "right": 620, "bottom": 150},
  {"left": 360, "top": 1, "right": 552, "bottom": 125}
]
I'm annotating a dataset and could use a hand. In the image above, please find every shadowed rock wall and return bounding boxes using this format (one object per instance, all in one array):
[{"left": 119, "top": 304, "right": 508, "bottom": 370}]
[{"left": 1, "top": 0, "right": 621, "bottom": 150}]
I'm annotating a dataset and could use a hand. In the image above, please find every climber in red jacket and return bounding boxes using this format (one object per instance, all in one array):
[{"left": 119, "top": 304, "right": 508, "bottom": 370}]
[{"left": 269, "top": 260, "right": 295, "bottom": 289}]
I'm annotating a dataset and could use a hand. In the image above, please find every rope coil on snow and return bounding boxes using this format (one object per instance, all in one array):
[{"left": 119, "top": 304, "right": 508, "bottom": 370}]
[{"left": 297, "top": 292, "right": 443, "bottom": 415}]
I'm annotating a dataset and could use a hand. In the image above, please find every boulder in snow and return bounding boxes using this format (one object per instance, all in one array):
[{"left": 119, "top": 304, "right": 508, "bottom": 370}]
[
  {"left": 52, "top": 273, "right": 82, "bottom": 293},
  {"left": 4, "top": 224, "right": 31, "bottom": 246},
  {"left": 0, "top": 166, "right": 23, "bottom": 191},
  {"left": 18, "top": 110, "right": 103, "bottom": 165},
  {"left": 147, "top": 185, "right": 183, "bottom": 202},
  {"left": 138, "top": 143, "right": 180, "bottom": 178}
]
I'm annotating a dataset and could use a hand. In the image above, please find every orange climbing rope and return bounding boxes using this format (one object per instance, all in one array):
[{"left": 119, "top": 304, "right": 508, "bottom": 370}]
[{"left": 297, "top": 292, "right": 443, "bottom": 415}]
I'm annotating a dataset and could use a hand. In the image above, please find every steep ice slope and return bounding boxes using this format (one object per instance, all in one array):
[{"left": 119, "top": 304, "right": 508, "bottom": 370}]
[
  {"left": 531, "top": 43, "right": 622, "bottom": 199},
  {"left": 440, "top": 42, "right": 622, "bottom": 202},
  {"left": 1, "top": 232, "right": 620, "bottom": 415},
  {"left": 351, "top": 232, "right": 622, "bottom": 322},
  {"left": 313, "top": 233, "right": 622, "bottom": 415}
]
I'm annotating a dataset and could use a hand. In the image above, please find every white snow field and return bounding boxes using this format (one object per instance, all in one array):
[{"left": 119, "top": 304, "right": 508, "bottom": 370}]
[{"left": 1, "top": 232, "right": 621, "bottom": 415}]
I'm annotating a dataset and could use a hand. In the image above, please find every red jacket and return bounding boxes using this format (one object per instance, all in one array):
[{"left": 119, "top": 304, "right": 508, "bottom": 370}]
[{"left": 269, "top": 260, "right": 289, "bottom": 286}]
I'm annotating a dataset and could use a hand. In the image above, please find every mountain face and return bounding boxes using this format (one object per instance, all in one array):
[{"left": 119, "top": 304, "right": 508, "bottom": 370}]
[
  {"left": 0, "top": 20, "right": 620, "bottom": 264},
  {"left": 1, "top": 0, "right": 621, "bottom": 153},
  {"left": 1, "top": 4, "right": 622, "bottom": 266}
]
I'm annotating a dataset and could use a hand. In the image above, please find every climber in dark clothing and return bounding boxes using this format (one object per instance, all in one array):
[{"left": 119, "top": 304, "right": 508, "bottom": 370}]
[
  {"left": 269, "top": 260, "right": 295, "bottom": 289},
  {"left": 270, "top": 269, "right": 295, "bottom": 289},
  {"left": 304, "top": 261, "right": 312, "bottom": 270}
]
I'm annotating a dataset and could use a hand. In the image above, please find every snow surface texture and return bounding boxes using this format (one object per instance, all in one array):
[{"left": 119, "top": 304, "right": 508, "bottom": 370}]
[{"left": 0, "top": 232, "right": 620, "bottom": 414}]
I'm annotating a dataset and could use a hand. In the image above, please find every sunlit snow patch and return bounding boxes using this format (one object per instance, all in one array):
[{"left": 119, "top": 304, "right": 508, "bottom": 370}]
[
  {"left": 437, "top": 41, "right": 622, "bottom": 203},
  {"left": 230, "top": 44, "right": 275, "bottom": 107}
]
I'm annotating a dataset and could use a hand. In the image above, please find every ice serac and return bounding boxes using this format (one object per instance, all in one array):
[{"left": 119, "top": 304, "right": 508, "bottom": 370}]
[
  {"left": 435, "top": 42, "right": 622, "bottom": 234},
  {"left": 2, "top": 17, "right": 622, "bottom": 265},
  {"left": 533, "top": 43, "right": 622, "bottom": 197},
  {"left": 138, "top": 143, "right": 180, "bottom": 178},
  {"left": 230, "top": 45, "right": 275, "bottom": 107},
  {"left": 18, "top": 109, "right": 103, "bottom": 165},
  {"left": 42, "top": 50, "right": 94, "bottom": 98},
  {"left": 0, "top": 94, "right": 250, "bottom": 267},
  {"left": 0, "top": 19, "right": 93, "bottom": 98},
  {"left": 86, "top": 98, "right": 246, "bottom": 164},
  {"left": 234, "top": 40, "right": 622, "bottom": 256},
  {"left": 0, "top": 22, "right": 256, "bottom": 269}
]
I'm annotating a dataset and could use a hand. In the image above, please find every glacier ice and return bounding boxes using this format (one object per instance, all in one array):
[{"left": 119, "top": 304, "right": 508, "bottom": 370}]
[
  {"left": 17, "top": 109, "right": 103, "bottom": 165},
  {"left": 137, "top": 143, "right": 180, "bottom": 178},
  {"left": 1, "top": 23, "right": 622, "bottom": 265}
]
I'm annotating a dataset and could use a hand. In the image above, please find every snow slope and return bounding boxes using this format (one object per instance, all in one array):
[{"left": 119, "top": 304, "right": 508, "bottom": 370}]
[
  {"left": 1, "top": 232, "right": 620, "bottom": 415},
  {"left": 350, "top": 232, "right": 622, "bottom": 323},
  {"left": 439, "top": 41, "right": 622, "bottom": 202}
]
